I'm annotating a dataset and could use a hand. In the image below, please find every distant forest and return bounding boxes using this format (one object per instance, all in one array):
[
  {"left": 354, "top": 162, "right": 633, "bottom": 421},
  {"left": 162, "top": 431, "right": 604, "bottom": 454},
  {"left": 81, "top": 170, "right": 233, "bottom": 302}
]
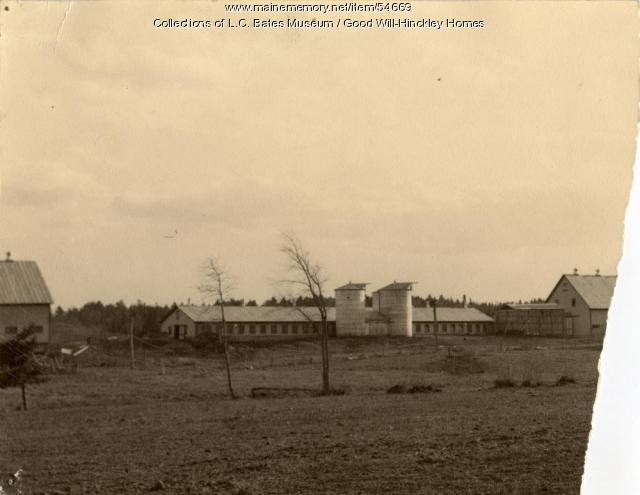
[{"left": 53, "top": 295, "right": 545, "bottom": 336}]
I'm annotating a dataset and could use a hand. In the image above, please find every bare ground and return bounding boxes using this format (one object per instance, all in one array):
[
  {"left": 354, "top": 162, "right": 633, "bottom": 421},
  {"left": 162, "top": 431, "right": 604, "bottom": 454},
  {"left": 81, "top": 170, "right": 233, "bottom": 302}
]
[{"left": 0, "top": 336, "right": 600, "bottom": 494}]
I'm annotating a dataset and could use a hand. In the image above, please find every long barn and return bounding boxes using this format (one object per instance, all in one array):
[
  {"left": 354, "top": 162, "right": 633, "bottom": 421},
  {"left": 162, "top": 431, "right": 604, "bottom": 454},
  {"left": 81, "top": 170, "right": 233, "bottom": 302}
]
[{"left": 160, "top": 305, "right": 336, "bottom": 341}]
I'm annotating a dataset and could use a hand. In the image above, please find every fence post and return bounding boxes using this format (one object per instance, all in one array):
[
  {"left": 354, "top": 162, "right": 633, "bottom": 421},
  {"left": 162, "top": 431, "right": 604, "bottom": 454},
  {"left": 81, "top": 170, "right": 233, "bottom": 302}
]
[{"left": 130, "top": 313, "right": 136, "bottom": 370}]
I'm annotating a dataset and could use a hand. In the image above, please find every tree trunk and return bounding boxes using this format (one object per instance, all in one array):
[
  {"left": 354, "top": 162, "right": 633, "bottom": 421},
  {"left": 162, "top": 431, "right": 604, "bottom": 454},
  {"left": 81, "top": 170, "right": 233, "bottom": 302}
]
[
  {"left": 222, "top": 325, "right": 236, "bottom": 399},
  {"left": 21, "top": 382, "right": 27, "bottom": 411},
  {"left": 320, "top": 318, "right": 330, "bottom": 395},
  {"left": 219, "top": 301, "right": 236, "bottom": 399}
]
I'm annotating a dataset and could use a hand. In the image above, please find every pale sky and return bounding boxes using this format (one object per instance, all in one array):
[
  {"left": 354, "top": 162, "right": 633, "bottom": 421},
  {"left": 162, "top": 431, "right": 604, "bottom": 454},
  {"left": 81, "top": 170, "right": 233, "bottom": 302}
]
[{"left": 0, "top": 1, "right": 637, "bottom": 308}]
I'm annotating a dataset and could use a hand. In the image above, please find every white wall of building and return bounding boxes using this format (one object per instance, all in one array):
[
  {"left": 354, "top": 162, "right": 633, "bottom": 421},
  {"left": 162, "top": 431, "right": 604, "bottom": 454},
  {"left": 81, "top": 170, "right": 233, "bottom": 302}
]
[
  {"left": 548, "top": 277, "right": 593, "bottom": 337},
  {"left": 335, "top": 289, "right": 366, "bottom": 336},
  {"left": 378, "top": 289, "right": 412, "bottom": 337}
]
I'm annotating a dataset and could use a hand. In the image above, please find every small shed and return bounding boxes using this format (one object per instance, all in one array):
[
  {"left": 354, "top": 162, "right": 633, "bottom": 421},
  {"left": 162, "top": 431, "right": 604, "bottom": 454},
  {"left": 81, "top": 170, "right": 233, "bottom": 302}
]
[{"left": 495, "top": 303, "right": 568, "bottom": 336}]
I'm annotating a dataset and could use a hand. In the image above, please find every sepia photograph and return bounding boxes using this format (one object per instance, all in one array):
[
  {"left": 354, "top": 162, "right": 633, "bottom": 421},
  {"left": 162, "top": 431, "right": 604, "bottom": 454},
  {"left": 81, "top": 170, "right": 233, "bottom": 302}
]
[{"left": 0, "top": 0, "right": 638, "bottom": 493}]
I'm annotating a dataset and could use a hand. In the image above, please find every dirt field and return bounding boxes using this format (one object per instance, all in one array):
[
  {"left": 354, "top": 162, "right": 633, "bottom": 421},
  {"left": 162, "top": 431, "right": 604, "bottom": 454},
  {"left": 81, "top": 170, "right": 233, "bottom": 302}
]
[{"left": 0, "top": 336, "right": 601, "bottom": 494}]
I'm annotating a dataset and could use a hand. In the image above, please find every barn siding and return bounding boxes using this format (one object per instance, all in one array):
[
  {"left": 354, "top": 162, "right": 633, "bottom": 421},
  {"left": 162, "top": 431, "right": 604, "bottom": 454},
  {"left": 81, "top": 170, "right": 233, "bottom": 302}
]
[
  {"left": 160, "top": 308, "right": 197, "bottom": 339},
  {"left": 0, "top": 304, "right": 51, "bottom": 344},
  {"left": 548, "top": 277, "right": 592, "bottom": 337}
]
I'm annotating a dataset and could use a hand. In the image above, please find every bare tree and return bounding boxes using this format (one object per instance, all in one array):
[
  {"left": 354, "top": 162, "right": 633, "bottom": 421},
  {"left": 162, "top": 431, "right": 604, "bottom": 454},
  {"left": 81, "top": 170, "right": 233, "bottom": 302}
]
[
  {"left": 280, "top": 233, "right": 331, "bottom": 395},
  {"left": 199, "top": 258, "right": 236, "bottom": 399}
]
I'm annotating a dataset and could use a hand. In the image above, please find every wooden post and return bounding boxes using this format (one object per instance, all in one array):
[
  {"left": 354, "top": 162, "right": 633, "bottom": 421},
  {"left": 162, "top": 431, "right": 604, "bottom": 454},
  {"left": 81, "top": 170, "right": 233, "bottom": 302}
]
[
  {"left": 500, "top": 318, "right": 510, "bottom": 352},
  {"left": 21, "top": 383, "right": 27, "bottom": 411},
  {"left": 129, "top": 313, "right": 135, "bottom": 370},
  {"left": 433, "top": 300, "right": 439, "bottom": 352}
]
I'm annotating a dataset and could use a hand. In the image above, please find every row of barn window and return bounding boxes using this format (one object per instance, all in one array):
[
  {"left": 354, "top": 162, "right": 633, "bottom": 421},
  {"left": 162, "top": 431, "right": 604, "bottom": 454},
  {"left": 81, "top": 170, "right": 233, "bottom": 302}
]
[
  {"left": 412, "top": 322, "right": 489, "bottom": 335},
  {"left": 195, "top": 322, "right": 335, "bottom": 336},
  {"left": 192, "top": 321, "right": 489, "bottom": 336}
]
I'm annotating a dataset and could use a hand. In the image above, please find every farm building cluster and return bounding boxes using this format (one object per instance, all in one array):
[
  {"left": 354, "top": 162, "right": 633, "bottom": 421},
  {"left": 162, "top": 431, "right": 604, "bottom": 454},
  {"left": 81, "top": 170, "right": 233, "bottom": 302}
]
[
  {"left": 0, "top": 252, "right": 618, "bottom": 345},
  {"left": 495, "top": 270, "right": 616, "bottom": 338},
  {"left": 160, "top": 282, "right": 494, "bottom": 341},
  {"left": 160, "top": 273, "right": 615, "bottom": 341}
]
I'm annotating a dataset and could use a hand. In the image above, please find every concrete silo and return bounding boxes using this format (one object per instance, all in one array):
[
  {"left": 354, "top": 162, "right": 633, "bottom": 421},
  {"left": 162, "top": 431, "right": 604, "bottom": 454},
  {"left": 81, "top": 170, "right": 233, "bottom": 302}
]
[
  {"left": 335, "top": 282, "right": 367, "bottom": 336},
  {"left": 376, "top": 282, "right": 414, "bottom": 337}
]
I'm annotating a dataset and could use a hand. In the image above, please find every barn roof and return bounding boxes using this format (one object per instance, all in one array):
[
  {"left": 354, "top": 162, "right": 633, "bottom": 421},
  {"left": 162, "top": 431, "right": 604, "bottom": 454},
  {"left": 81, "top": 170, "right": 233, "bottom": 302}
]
[
  {"left": 178, "top": 305, "right": 337, "bottom": 323},
  {"left": 173, "top": 305, "right": 493, "bottom": 324},
  {"left": 548, "top": 274, "right": 617, "bottom": 310},
  {"left": 335, "top": 282, "right": 368, "bottom": 291},
  {"left": 0, "top": 260, "right": 53, "bottom": 305},
  {"left": 500, "top": 303, "right": 562, "bottom": 311},
  {"left": 412, "top": 307, "right": 494, "bottom": 323},
  {"left": 376, "top": 282, "right": 415, "bottom": 291}
]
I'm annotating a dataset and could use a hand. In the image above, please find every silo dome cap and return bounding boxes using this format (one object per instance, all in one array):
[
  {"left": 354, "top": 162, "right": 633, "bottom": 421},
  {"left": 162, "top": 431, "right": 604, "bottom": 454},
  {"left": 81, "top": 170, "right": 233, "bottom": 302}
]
[
  {"left": 377, "top": 282, "right": 416, "bottom": 291},
  {"left": 335, "top": 282, "right": 368, "bottom": 290}
]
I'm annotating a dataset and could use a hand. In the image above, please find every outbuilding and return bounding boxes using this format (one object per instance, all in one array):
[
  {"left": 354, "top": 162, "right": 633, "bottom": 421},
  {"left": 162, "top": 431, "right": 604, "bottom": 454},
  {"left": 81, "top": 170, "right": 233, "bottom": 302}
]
[
  {"left": 412, "top": 306, "right": 494, "bottom": 336},
  {"left": 160, "top": 305, "right": 336, "bottom": 341},
  {"left": 545, "top": 271, "right": 616, "bottom": 338},
  {"left": 494, "top": 303, "right": 567, "bottom": 336},
  {"left": 0, "top": 253, "right": 54, "bottom": 347}
]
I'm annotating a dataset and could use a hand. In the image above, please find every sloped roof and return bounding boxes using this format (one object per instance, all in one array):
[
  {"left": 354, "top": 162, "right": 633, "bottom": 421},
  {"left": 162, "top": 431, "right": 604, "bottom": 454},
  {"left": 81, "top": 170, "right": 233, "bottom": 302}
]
[
  {"left": 500, "top": 303, "right": 561, "bottom": 311},
  {"left": 549, "top": 274, "right": 617, "bottom": 310},
  {"left": 377, "top": 282, "right": 415, "bottom": 291},
  {"left": 412, "top": 307, "right": 494, "bottom": 323},
  {"left": 335, "top": 282, "right": 368, "bottom": 291},
  {"left": 178, "top": 305, "right": 336, "bottom": 323},
  {"left": 174, "top": 305, "right": 493, "bottom": 324},
  {"left": 0, "top": 261, "right": 53, "bottom": 305}
]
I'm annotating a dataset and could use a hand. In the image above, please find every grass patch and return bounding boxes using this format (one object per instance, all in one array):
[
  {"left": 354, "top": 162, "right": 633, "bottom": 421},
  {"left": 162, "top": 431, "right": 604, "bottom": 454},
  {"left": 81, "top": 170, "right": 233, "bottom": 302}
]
[{"left": 422, "top": 350, "right": 486, "bottom": 375}]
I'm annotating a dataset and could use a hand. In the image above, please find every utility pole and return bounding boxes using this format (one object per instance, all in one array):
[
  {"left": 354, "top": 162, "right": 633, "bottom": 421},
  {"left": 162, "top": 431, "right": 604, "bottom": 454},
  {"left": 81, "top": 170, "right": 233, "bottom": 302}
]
[
  {"left": 433, "top": 299, "right": 439, "bottom": 352},
  {"left": 130, "top": 311, "right": 136, "bottom": 370}
]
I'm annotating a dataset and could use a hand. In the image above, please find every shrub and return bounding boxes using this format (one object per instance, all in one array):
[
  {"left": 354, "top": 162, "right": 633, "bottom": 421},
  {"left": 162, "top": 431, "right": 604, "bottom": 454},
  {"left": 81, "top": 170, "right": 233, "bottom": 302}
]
[
  {"left": 387, "top": 383, "right": 442, "bottom": 394},
  {"left": 520, "top": 379, "right": 541, "bottom": 388},
  {"left": 190, "top": 332, "right": 222, "bottom": 352},
  {"left": 494, "top": 378, "right": 517, "bottom": 388},
  {"left": 555, "top": 375, "right": 576, "bottom": 386},
  {"left": 408, "top": 384, "right": 442, "bottom": 394},
  {"left": 0, "top": 328, "right": 47, "bottom": 410},
  {"left": 250, "top": 387, "right": 345, "bottom": 399},
  {"left": 163, "top": 340, "right": 196, "bottom": 356},
  {"left": 387, "top": 384, "right": 406, "bottom": 394}
]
